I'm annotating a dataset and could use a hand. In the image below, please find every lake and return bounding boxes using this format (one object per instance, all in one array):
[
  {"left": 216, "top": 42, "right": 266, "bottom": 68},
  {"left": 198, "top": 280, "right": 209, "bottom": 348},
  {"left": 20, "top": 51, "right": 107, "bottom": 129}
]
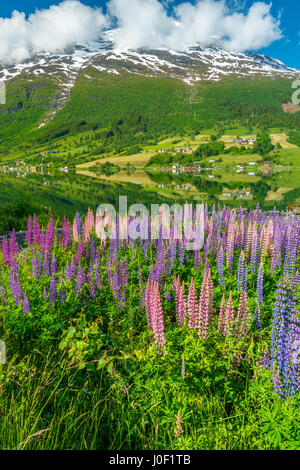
[{"left": 0, "top": 164, "right": 299, "bottom": 231}]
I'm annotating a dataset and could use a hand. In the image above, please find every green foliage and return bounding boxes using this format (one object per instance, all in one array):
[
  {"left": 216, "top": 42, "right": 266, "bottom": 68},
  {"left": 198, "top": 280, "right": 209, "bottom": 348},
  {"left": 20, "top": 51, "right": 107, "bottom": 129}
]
[
  {"left": 253, "top": 133, "right": 274, "bottom": 156},
  {"left": 288, "top": 130, "right": 300, "bottom": 147}
]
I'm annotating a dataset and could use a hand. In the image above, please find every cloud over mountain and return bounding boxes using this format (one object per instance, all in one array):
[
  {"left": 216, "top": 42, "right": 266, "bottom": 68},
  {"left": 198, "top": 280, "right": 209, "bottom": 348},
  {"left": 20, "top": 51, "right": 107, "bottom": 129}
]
[
  {"left": 0, "top": 0, "right": 283, "bottom": 64},
  {"left": 0, "top": 1, "right": 107, "bottom": 63}
]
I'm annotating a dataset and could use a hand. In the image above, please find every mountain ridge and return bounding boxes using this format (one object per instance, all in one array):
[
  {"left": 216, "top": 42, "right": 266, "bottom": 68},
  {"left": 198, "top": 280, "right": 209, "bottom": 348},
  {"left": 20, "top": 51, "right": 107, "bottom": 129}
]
[{"left": 1, "top": 33, "right": 299, "bottom": 87}]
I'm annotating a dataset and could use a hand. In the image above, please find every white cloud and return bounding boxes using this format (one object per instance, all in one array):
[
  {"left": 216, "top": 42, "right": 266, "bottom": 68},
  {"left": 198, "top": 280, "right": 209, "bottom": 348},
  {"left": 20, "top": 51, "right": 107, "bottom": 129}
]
[
  {"left": 108, "top": 0, "right": 282, "bottom": 52},
  {"left": 0, "top": 0, "right": 283, "bottom": 64},
  {"left": 223, "top": 2, "right": 283, "bottom": 50},
  {"left": 107, "top": 0, "right": 175, "bottom": 50},
  {"left": 0, "top": 1, "right": 107, "bottom": 64}
]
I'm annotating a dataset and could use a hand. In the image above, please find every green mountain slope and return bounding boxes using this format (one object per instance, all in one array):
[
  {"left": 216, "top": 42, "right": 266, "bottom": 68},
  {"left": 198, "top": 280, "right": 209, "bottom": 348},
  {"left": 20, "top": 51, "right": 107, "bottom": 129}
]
[{"left": 1, "top": 70, "right": 300, "bottom": 161}]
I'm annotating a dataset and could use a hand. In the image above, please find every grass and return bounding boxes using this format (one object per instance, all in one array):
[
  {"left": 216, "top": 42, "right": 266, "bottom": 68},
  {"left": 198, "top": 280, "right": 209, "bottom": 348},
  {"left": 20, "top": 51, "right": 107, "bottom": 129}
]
[
  {"left": 77, "top": 152, "right": 154, "bottom": 169},
  {"left": 213, "top": 154, "right": 262, "bottom": 166},
  {"left": 0, "top": 352, "right": 297, "bottom": 450}
]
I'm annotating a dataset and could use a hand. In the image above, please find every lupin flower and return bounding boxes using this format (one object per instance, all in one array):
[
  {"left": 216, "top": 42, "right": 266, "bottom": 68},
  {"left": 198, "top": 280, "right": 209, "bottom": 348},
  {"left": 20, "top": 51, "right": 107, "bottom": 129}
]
[
  {"left": 226, "top": 220, "right": 235, "bottom": 272},
  {"left": 0, "top": 283, "right": 7, "bottom": 305},
  {"left": 25, "top": 216, "right": 33, "bottom": 246},
  {"left": 149, "top": 282, "right": 166, "bottom": 353},
  {"left": 217, "top": 244, "right": 226, "bottom": 290},
  {"left": 95, "top": 266, "right": 102, "bottom": 290},
  {"left": 165, "top": 290, "right": 172, "bottom": 302},
  {"left": 45, "top": 216, "right": 54, "bottom": 251},
  {"left": 223, "top": 292, "right": 235, "bottom": 337},
  {"left": 51, "top": 253, "right": 57, "bottom": 275},
  {"left": 49, "top": 274, "right": 57, "bottom": 305},
  {"left": 43, "top": 250, "right": 50, "bottom": 276},
  {"left": 250, "top": 230, "right": 258, "bottom": 273},
  {"left": 174, "top": 410, "right": 184, "bottom": 440},
  {"left": 257, "top": 263, "right": 264, "bottom": 307},
  {"left": 188, "top": 278, "right": 198, "bottom": 329},
  {"left": 9, "top": 263, "right": 23, "bottom": 306},
  {"left": 271, "top": 278, "right": 299, "bottom": 396},
  {"left": 198, "top": 269, "right": 214, "bottom": 339},
  {"left": 88, "top": 265, "right": 97, "bottom": 299},
  {"left": 23, "top": 292, "right": 30, "bottom": 314},
  {"left": 177, "top": 283, "right": 186, "bottom": 327},
  {"left": 218, "top": 294, "right": 226, "bottom": 334},
  {"left": 235, "top": 291, "right": 251, "bottom": 339},
  {"left": 237, "top": 251, "right": 247, "bottom": 293},
  {"left": 42, "top": 287, "right": 48, "bottom": 301}
]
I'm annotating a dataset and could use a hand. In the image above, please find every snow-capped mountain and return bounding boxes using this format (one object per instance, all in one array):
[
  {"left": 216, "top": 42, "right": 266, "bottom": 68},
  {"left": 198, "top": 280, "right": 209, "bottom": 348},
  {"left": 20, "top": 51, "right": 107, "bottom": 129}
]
[
  {"left": 1, "top": 32, "right": 298, "bottom": 128},
  {"left": 1, "top": 32, "right": 299, "bottom": 86}
]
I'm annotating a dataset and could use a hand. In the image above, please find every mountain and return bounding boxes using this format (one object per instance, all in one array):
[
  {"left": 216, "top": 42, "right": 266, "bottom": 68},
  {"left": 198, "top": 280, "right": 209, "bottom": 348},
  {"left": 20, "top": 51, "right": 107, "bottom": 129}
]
[
  {"left": 1, "top": 32, "right": 299, "bottom": 86},
  {"left": 0, "top": 32, "right": 299, "bottom": 159}
]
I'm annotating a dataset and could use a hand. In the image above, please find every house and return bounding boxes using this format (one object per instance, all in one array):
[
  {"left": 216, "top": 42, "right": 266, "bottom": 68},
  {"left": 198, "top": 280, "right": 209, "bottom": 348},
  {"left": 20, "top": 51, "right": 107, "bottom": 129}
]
[
  {"left": 209, "top": 159, "right": 216, "bottom": 163},
  {"left": 249, "top": 162, "right": 256, "bottom": 165},
  {"left": 224, "top": 138, "right": 235, "bottom": 143},
  {"left": 158, "top": 149, "right": 170, "bottom": 154}
]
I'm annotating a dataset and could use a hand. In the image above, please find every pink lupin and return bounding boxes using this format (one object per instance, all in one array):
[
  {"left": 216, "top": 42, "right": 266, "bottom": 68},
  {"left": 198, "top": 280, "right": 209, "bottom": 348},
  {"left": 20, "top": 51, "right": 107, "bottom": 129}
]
[
  {"left": 173, "top": 274, "right": 180, "bottom": 315},
  {"left": 218, "top": 293, "right": 226, "bottom": 334},
  {"left": 235, "top": 291, "right": 251, "bottom": 338},
  {"left": 145, "top": 278, "right": 152, "bottom": 329},
  {"left": 224, "top": 292, "right": 235, "bottom": 336},
  {"left": 177, "top": 283, "right": 186, "bottom": 327},
  {"left": 73, "top": 218, "right": 79, "bottom": 242},
  {"left": 188, "top": 278, "right": 197, "bottom": 329},
  {"left": 150, "top": 282, "right": 166, "bottom": 353},
  {"left": 198, "top": 269, "right": 214, "bottom": 339}
]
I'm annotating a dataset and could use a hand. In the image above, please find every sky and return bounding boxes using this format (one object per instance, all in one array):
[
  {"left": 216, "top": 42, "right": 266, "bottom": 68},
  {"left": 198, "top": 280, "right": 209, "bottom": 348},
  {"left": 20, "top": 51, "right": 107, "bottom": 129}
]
[{"left": 0, "top": 0, "right": 299, "bottom": 68}]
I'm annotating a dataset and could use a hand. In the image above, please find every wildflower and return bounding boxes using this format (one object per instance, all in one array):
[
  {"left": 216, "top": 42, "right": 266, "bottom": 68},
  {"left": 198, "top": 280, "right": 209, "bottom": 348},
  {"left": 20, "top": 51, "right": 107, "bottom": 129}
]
[
  {"left": 174, "top": 411, "right": 184, "bottom": 440},
  {"left": 188, "top": 278, "right": 197, "bottom": 329},
  {"left": 23, "top": 292, "right": 30, "bottom": 314},
  {"left": 49, "top": 274, "right": 57, "bottom": 305}
]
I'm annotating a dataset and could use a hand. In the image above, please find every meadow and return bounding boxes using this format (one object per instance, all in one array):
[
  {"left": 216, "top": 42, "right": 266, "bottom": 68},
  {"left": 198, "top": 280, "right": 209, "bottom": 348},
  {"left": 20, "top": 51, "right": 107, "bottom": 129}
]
[{"left": 0, "top": 204, "right": 299, "bottom": 450}]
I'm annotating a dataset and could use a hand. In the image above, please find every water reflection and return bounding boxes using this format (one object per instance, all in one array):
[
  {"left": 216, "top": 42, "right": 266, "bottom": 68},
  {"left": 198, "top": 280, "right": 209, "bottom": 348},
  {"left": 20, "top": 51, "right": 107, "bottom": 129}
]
[
  {"left": 76, "top": 165, "right": 300, "bottom": 209},
  {"left": 0, "top": 164, "right": 299, "bottom": 212}
]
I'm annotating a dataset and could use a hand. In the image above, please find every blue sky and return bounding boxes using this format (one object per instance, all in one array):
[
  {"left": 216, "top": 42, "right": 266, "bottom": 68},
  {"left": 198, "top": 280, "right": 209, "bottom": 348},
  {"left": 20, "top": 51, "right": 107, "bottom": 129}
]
[{"left": 0, "top": 0, "right": 299, "bottom": 68}]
